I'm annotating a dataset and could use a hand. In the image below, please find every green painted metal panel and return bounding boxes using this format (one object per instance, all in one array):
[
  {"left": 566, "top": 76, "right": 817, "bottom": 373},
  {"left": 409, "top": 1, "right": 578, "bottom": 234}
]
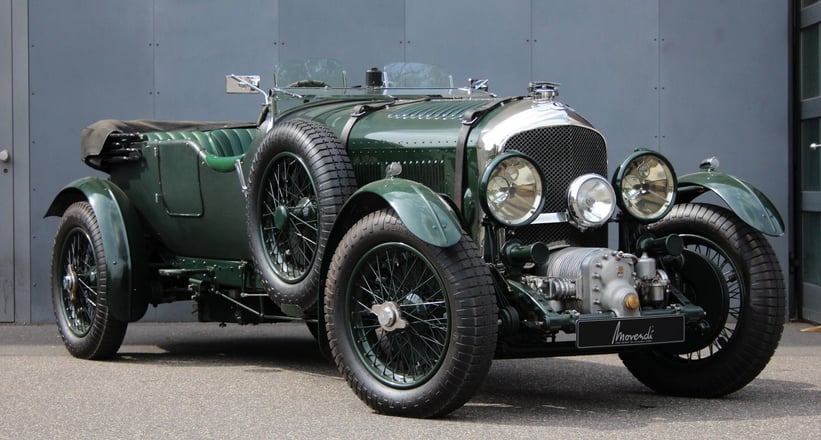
[
  {"left": 678, "top": 171, "right": 785, "bottom": 237},
  {"left": 280, "top": 97, "right": 493, "bottom": 198},
  {"left": 110, "top": 144, "right": 249, "bottom": 260},
  {"left": 350, "top": 178, "right": 463, "bottom": 247},
  {"left": 47, "top": 177, "right": 150, "bottom": 322},
  {"left": 158, "top": 143, "right": 204, "bottom": 216}
]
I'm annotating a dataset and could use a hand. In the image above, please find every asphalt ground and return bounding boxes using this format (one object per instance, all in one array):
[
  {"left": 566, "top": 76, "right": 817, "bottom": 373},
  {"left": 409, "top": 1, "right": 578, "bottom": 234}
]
[{"left": 0, "top": 321, "right": 819, "bottom": 439}]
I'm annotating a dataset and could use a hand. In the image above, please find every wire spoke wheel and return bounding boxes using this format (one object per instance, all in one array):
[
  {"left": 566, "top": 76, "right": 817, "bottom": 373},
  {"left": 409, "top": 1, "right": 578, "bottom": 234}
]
[
  {"left": 248, "top": 119, "right": 356, "bottom": 309},
  {"left": 620, "top": 203, "right": 785, "bottom": 397},
  {"left": 674, "top": 235, "right": 743, "bottom": 360},
  {"left": 326, "top": 209, "right": 497, "bottom": 418},
  {"left": 51, "top": 201, "right": 127, "bottom": 359},
  {"left": 260, "top": 152, "right": 318, "bottom": 282},
  {"left": 347, "top": 243, "right": 449, "bottom": 388},
  {"left": 58, "top": 227, "right": 99, "bottom": 337}
]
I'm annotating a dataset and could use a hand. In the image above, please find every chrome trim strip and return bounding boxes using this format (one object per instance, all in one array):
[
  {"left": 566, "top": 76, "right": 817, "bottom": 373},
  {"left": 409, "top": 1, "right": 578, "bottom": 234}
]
[{"left": 532, "top": 212, "right": 569, "bottom": 224}]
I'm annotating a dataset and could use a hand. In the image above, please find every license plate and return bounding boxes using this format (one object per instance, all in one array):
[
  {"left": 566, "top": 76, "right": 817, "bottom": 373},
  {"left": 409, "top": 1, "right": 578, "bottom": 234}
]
[{"left": 576, "top": 315, "right": 685, "bottom": 349}]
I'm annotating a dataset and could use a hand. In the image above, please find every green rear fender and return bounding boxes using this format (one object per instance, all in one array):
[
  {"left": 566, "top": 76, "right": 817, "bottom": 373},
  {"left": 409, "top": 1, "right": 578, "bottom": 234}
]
[
  {"left": 45, "top": 177, "right": 149, "bottom": 321},
  {"left": 337, "top": 178, "right": 464, "bottom": 247},
  {"left": 676, "top": 171, "right": 785, "bottom": 236}
]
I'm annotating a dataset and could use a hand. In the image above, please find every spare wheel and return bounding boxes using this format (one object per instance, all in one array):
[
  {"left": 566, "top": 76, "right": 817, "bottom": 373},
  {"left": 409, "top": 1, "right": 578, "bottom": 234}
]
[{"left": 247, "top": 118, "right": 356, "bottom": 309}]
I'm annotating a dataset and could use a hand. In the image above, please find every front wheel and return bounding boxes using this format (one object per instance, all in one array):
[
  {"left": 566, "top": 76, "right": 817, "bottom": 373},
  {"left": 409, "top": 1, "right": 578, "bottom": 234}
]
[
  {"left": 51, "top": 201, "right": 127, "bottom": 359},
  {"left": 620, "top": 203, "right": 785, "bottom": 397},
  {"left": 325, "top": 209, "right": 498, "bottom": 418}
]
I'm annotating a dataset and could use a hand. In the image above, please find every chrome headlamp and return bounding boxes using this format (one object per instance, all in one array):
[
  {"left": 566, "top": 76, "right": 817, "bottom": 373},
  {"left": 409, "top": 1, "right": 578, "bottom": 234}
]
[
  {"left": 567, "top": 174, "right": 616, "bottom": 229},
  {"left": 480, "top": 152, "right": 545, "bottom": 227},
  {"left": 613, "top": 150, "right": 677, "bottom": 223}
]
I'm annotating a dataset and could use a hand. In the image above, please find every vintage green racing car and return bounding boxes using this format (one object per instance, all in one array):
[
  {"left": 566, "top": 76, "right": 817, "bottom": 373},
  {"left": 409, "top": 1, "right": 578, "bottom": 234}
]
[{"left": 47, "top": 63, "right": 786, "bottom": 418}]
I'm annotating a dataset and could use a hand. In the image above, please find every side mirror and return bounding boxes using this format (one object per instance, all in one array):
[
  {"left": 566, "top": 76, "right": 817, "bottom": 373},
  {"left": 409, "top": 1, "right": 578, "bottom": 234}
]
[{"left": 225, "top": 75, "right": 261, "bottom": 94}]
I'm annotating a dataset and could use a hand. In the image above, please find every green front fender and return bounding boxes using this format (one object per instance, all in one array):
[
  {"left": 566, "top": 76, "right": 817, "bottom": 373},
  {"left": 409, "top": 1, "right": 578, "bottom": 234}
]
[
  {"left": 677, "top": 171, "right": 785, "bottom": 236},
  {"left": 45, "top": 177, "right": 149, "bottom": 321},
  {"left": 340, "top": 178, "right": 464, "bottom": 247}
]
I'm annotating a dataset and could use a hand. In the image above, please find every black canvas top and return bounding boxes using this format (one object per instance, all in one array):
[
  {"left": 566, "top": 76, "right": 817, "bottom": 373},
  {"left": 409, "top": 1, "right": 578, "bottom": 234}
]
[{"left": 80, "top": 119, "right": 256, "bottom": 169}]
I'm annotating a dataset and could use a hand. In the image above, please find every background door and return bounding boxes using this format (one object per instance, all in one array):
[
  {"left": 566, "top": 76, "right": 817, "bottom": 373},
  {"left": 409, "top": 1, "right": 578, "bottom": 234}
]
[
  {"left": 1, "top": 0, "right": 14, "bottom": 322},
  {"left": 799, "top": 0, "right": 821, "bottom": 322}
]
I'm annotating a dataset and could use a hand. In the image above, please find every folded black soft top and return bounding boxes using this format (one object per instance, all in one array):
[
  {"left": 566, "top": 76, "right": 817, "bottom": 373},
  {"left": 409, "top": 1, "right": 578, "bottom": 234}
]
[{"left": 81, "top": 119, "right": 256, "bottom": 169}]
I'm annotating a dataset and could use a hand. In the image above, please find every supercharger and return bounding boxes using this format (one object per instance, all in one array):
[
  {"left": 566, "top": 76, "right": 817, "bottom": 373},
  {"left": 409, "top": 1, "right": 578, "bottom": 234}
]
[{"left": 524, "top": 248, "right": 671, "bottom": 317}]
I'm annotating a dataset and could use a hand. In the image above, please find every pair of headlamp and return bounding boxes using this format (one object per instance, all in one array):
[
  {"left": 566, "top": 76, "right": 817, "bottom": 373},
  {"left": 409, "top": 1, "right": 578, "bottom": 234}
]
[
  {"left": 478, "top": 152, "right": 615, "bottom": 229},
  {"left": 479, "top": 150, "right": 677, "bottom": 228}
]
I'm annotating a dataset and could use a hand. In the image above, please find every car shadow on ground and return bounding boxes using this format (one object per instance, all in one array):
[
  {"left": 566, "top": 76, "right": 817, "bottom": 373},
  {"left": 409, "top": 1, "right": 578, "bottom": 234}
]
[
  {"left": 106, "top": 323, "right": 821, "bottom": 428},
  {"left": 112, "top": 324, "right": 339, "bottom": 377}
]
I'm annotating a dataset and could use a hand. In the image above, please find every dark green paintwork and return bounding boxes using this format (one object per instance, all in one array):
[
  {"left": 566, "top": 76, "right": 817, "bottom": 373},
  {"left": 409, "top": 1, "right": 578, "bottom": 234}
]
[
  {"left": 168, "top": 256, "right": 260, "bottom": 289},
  {"left": 275, "top": 96, "right": 497, "bottom": 246},
  {"left": 279, "top": 97, "right": 495, "bottom": 195},
  {"left": 347, "top": 178, "right": 463, "bottom": 247},
  {"left": 92, "top": 97, "right": 494, "bottom": 266},
  {"left": 158, "top": 142, "right": 204, "bottom": 216},
  {"left": 109, "top": 141, "right": 252, "bottom": 260},
  {"left": 52, "top": 89, "right": 781, "bottom": 338},
  {"left": 46, "top": 177, "right": 149, "bottom": 322},
  {"left": 677, "top": 171, "right": 785, "bottom": 236}
]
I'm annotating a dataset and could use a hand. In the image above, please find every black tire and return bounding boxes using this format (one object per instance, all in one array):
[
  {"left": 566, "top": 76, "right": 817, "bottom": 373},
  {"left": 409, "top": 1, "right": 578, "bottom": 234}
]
[
  {"left": 620, "top": 203, "right": 785, "bottom": 397},
  {"left": 51, "top": 202, "right": 127, "bottom": 359},
  {"left": 247, "top": 119, "right": 356, "bottom": 309},
  {"left": 307, "top": 317, "right": 334, "bottom": 363},
  {"left": 325, "top": 209, "right": 498, "bottom": 418}
]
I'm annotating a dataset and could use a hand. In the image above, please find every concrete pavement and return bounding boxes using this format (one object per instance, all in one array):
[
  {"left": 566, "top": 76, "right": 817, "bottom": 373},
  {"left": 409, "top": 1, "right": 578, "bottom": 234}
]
[{"left": 0, "top": 321, "right": 819, "bottom": 439}]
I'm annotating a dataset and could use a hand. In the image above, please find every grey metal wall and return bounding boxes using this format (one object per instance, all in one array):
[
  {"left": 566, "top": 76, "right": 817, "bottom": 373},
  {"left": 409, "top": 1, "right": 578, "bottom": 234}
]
[
  {"left": 1, "top": 0, "right": 13, "bottom": 322},
  {"left": 10, "top": 0, "right": 790, "bottom": 322}
]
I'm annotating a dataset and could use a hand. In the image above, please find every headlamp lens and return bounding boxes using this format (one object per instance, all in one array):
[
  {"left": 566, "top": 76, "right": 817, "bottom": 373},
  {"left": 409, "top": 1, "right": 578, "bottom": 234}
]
[
  {"left": 567, "top": 174, "right": 616, "bottom": 229},
  {"left": 482, "top": 154, "right": 544, "bottom": 226},
  {"left": 614, "top": 151, "right": 677, "bottom": 222}
]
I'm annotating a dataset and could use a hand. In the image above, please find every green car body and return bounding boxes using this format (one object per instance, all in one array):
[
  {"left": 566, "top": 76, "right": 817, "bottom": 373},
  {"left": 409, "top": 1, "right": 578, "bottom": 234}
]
[{"left": 47, "top": 68, "right": 786, "bottom": 418}]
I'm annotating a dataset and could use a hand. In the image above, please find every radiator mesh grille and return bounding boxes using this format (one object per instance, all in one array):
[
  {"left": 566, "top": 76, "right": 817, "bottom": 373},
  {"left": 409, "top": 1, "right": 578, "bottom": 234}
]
[
  {"left": 352, "top": 160, "right": 448, "bottom": 194},
  {"left": 502, "top": 125, "right": 608, "bottom": 248}
]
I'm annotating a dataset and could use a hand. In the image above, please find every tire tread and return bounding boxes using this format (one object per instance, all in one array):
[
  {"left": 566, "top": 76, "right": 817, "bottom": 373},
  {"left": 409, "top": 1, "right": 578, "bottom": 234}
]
[
  {"left": 325, "top": 209, "right": 497, "bottom": 418},
  {"left": 52, "top": 201, "right": 127, "bottom": 360},
  {"left": 620, "top": 203, "right": 784, "bottom": 397}
]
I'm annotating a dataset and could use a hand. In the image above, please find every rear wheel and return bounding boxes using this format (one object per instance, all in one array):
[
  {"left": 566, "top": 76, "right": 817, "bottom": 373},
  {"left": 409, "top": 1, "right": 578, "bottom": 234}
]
[
  {"left": 620, "top": 203, "right": 785, "bottom": 397},
  {"left": 325, "top": 209, "right": 497, "bottom": 418},
  {"left": 51, "top": 202, "right": 127, "bottom": 359}
]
